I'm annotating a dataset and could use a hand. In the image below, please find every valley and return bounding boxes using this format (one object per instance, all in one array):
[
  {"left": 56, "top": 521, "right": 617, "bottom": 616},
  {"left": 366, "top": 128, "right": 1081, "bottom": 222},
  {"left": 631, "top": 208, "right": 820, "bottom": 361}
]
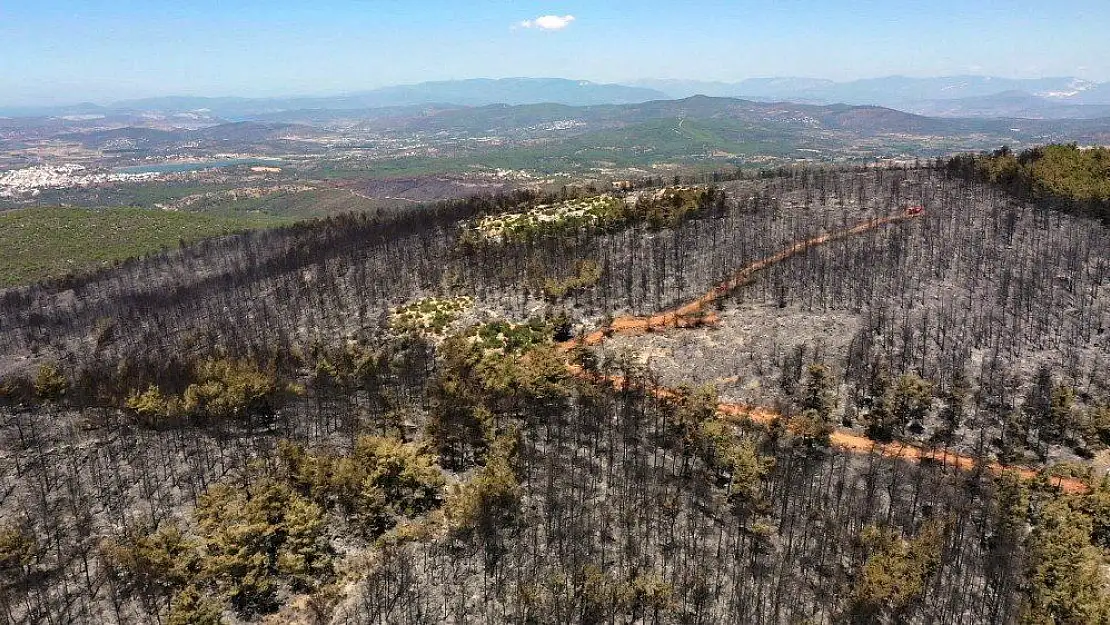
[{"left": 5, "top": 93, "right": 1110, "bottom": 220}]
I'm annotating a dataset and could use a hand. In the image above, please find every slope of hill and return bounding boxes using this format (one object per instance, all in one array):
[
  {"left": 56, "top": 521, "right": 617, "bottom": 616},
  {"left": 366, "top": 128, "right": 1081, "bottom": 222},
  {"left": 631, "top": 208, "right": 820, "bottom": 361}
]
[
  {"left": 3, "top": 163, "right": 1110, "bottom": 623},
  {"left": 0, "top": 206, "right": 285, "bottom": 287}
]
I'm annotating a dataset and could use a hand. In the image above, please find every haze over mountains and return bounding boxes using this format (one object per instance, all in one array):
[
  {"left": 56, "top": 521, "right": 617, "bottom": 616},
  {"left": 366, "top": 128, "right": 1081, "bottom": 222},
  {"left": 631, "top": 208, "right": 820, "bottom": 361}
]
[
  {"left": 638, "top": 76, "right": 1110, "bottom": 119},
  {"left": 5, "top": 75, "right": 1110, "bottom": 121},
  {"left": 0, "top": 79, "right": 668, "bottom": 120}
]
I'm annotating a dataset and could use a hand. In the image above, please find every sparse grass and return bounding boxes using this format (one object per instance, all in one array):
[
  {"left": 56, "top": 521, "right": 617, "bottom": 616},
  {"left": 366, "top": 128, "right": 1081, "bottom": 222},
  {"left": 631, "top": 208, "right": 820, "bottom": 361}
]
[
  {"left": 0, "top": 206, "right": 289, "bottom": 288},
  {"left": 389, "top": 296, "right": 474, "bottom": 338},
  {"left": 466, "top": 195, "right": 628, "bottom": 243},
  {"left": 466, "top": 187, "right": 717, "bottom": 245}
]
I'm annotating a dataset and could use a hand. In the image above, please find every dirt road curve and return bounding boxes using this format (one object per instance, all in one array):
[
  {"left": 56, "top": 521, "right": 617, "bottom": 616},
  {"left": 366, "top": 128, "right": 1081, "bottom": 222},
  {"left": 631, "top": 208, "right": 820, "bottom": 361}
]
[
  {"left": 563, "top": 213, "right": 922, "bottom": 348},
  {"left": 560, "top": 212, "right": 1088, "bottom": 494}
]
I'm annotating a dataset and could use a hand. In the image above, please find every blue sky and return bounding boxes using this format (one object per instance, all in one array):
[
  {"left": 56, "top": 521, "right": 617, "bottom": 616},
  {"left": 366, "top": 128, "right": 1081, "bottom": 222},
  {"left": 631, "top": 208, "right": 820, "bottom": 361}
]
[{"left": 1, "top": 0, "right": 1108, "bottom": 105}]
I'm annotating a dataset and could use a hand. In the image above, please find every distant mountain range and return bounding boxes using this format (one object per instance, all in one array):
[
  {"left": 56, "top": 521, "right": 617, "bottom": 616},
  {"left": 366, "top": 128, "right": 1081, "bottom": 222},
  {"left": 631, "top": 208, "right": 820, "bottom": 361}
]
[
  {"left": 910, "top": 91, "right": 1110, "bottom": 120},
  {"left": 44, "top": 96, "right": 1110, "bottom": 170},
  {"left": 635, "top": 76, "right": 1110, "bottom": 119},
  {"left": 0, "top": 79, "right": 667, "bottom": 119},
  {"left": 3, "top": 76, "right": 1110, "bottom": 122}
]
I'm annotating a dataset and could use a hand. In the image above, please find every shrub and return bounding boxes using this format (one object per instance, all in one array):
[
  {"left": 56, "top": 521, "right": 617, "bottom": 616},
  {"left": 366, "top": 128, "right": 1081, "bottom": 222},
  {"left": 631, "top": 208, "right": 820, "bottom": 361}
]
[
  {"left": 33, "top": 363, "right": 68, "bottom": 403},
  {"left": 278, "top": 436, "right": 445, "bottom": 538},
  {"left": 850, "top": 520, "right": 946, "bottom": 619},
  {"left": 0, "top": 524, "right": 38, "bottom": 581},
  {"left": 389, "top": 296, "right": 473, "bottom": 338}
]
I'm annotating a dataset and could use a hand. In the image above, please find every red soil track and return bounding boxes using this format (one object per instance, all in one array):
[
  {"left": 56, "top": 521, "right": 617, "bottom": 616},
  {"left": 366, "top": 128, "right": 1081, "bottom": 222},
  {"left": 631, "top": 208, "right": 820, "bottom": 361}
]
[
  {"left": 572, "top": 368, "right": 1085, "bottom": 494},
  {"left": 563, "top": 213, "right": 921, "bottom": 348},
  {"left": 716, "top": 402, "right": 1085, "bottom": 493},
  {"left": 561, "top": 212, "right": 1088, "bottom": 494}
]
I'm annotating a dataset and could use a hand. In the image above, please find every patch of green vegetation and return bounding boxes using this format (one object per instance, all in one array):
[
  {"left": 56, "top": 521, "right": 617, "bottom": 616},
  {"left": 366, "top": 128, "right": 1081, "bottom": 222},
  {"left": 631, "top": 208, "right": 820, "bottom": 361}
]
[
  {"left": 633, "top": 185, "right": 722, "bottom": 229},
  {"left": 550, "top": 118, "right": 812, "bottom": 166},
  {"left": 0, "top": 206, "right": 288, "bottom": 288},
  {"left": 847, "top": 520, "right": 946, "bottom": 620},
  {"left": 537, "top": 259, "right": 603, "bottom": 299},
  {"left": 125, "top": 358, "right": 292, "bottom": 426},
  {"left": 465, "top": 187, "right": 721, "bottom": 245},
  {"left": 17, "top": 180, "right": 237, "bottom": 210},
  {"left": 983, "top": 472, "right": 1110, "bottom": 624},
  {"left": 466, "top": 195, "right": 627, "bottom": 243},
  {"left": 464, "top": 318, "right": 554, "bottom": 354},
  {"left": 277, "top": 436, "right": 446, "bottom": 538},
  {"left": 1029, "top": 146, "right": 1110, "bottom": 203},
  {"left": 948, "top": 145, "right": 1110, "bottom": 221},
  {"left": 104, "top": 436, "right": 445, "bottom": 621},
  {"left": 310, "top": 157, "right": 476, "bottom": 180},
  {"left": 389, "top": 296, "right": 474, "bottom": 338},
  {"left": 0, "top": 523, "right": 38, "bottom": 578},
  {"left": 307, "top": 118, "right": 813, "bottom": 179},
  {"left": 429, "top": 322, "right": 570, "bottom": 467},
  {"left": 443, "top": 429, "right": 523, "bottom": 540},
  {"left": 104, "top": 479, "right": 331, "bottom": 619},
  {"left": 192, "top": 188, "right": 383, "bottom": 219}
]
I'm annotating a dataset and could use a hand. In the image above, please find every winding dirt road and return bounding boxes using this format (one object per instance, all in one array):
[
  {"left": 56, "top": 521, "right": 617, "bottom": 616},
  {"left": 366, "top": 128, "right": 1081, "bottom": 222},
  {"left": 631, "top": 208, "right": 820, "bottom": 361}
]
[
  {"left": 560, "top": 211, "right": 1088, "bottom": 494},
  {"left": 564, "top": 213, "right": 921, "bottom": 348}
]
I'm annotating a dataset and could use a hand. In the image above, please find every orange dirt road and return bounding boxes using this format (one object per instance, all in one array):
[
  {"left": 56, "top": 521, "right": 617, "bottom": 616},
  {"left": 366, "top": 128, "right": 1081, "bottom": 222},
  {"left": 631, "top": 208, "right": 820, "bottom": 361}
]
[
  {"left": 716, "top": 402, "right": 1085, "bottom": 493},
  {"left": 562, "top": 213, "right": 921, "bottom": 349},
  {"left": 573, "top": 368, "right": 1086, "bottom": 494},
  {"left": 560, "top": 212, "right": 1088, "bottom": 494}
]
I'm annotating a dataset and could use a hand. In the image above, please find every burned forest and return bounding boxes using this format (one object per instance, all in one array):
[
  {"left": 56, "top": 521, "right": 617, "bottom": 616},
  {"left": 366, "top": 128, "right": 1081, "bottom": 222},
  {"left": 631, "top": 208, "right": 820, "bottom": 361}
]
[{"left": 2, "top": 157, "right": 1110, "bottom": 625}]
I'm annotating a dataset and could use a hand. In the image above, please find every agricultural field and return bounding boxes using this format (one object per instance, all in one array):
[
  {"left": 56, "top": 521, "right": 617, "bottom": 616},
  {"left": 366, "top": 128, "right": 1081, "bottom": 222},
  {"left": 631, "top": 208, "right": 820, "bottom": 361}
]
[{"left": 0, "top": 206, "right": 287, "bottom": 287}]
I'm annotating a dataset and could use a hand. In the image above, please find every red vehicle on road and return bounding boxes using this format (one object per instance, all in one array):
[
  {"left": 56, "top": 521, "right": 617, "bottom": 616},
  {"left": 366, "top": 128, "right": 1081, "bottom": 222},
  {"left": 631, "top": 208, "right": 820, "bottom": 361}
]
[{"left": 905, "top": 205, "right": 925, "bottom": 216}]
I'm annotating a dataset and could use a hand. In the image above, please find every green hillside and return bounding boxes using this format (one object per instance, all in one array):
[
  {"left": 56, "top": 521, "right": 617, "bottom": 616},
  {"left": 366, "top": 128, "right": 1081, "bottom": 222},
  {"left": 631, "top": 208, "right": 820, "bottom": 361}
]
[
  {"left": 555, "top": 117, "right": 822, "bottom": 162},
  {"left": 0, "top": 206, "right": 288, "bottom": 287},
  {"left": 948, "top": 144, "right": 1110, "bottom": 220},
  {"left": 333, "top": 117, "right": 828, "bottom": 177}
]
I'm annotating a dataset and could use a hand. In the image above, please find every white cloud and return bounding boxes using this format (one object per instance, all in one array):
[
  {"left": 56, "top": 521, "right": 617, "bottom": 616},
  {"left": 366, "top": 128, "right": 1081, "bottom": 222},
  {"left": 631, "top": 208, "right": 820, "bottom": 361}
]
[{"left": 517, "top": 15, "right": 576, "bottom": 31}]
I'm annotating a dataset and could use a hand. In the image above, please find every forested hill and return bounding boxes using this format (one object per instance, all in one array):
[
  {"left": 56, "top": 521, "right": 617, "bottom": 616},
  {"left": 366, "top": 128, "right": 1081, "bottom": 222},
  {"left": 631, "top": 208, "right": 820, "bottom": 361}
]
[
  {"left": 947, "top": 144, "right": 1110, "bottom": 221},
  {"left": 2, "top": 162, "right": 1110, "bottom": 623}
]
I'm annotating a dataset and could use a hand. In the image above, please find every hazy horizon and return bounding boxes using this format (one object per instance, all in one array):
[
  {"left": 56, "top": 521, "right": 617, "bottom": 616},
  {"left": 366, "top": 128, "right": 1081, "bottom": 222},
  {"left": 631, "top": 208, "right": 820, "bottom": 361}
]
[
  {"left": 5, "top": 73, "right": 1109, "bottom": 110},
  {"left": 2, "top": 0, "right": 1108, "bottom": 107},
  {"left": 6, "top": 72, "right": 1110, "bottom": 112}
]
